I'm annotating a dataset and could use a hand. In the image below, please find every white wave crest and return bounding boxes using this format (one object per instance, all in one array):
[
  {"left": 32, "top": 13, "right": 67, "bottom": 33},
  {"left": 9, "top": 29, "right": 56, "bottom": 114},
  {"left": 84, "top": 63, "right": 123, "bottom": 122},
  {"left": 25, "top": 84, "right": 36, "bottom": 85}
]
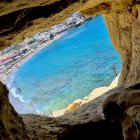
[{"left": 10, "top": 87, "right": 24, "bottom": 102}]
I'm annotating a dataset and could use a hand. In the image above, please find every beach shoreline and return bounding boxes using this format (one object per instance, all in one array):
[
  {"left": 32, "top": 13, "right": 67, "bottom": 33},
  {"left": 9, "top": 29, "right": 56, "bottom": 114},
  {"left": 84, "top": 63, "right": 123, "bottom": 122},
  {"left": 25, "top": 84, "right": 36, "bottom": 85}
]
[
  {"left": 0, "top": 33, "right": 65, "bottom": 85},
  {"left": 0, "top": 32, "right": 66, "bottom": 115}
]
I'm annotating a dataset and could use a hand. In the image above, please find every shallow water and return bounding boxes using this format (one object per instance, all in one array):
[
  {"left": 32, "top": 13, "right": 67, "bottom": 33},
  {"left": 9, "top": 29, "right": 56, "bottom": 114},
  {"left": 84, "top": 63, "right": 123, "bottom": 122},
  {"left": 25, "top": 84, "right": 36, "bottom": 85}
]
[{"left": 9, "top": 16, "right": 121, "bottom": 115}]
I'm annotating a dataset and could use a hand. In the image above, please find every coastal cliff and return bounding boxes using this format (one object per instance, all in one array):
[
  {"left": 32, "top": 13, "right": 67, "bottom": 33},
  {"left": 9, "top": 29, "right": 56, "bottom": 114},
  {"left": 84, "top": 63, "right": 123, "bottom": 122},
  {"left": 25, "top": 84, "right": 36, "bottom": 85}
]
[{"left": 0, "top": 0, "right": 140, "bottom": 140}]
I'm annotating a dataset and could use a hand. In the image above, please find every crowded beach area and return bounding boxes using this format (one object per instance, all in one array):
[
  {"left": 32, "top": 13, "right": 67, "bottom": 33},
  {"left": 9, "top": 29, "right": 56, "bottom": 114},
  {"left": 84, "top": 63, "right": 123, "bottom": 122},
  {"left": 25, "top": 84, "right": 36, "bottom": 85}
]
[{"left": 0, "top": 12, "right": 88, "bottom": 84}]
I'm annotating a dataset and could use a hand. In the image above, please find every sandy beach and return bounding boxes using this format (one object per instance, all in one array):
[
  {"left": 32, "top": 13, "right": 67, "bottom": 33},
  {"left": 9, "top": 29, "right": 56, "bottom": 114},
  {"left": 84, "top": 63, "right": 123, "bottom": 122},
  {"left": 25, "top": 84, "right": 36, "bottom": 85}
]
[{"left": 0, "top": 33, "right": 65, "bottom": 85}]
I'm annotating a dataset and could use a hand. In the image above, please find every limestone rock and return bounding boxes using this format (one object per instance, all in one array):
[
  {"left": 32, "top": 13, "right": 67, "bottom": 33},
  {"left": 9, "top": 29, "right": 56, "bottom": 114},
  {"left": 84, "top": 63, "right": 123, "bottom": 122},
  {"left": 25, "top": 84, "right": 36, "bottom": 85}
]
[
  {"left": 64, "top": 99, "right": 85, "bottom": 114},
  {"left": 0, "top": 81, "right": 122, "bottom": 140},
  {"left": 0, "top": 0, "right": 140, "bottom": 140},
  {"left": 103, "top": 84, "right": 140, "bottom": 140},
  {"left": 0, "top": 81, "right": 28, "bottom": 140}
]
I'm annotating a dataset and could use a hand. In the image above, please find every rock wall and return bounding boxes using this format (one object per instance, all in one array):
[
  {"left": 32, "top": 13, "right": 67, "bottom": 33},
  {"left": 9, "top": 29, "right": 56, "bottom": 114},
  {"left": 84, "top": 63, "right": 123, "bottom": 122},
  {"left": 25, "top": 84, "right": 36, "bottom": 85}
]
[
  {"left": 80, "top": 0, "right": 140, "bottom": 87},
  {"left": 105, "top": 5, "right": 140, "bottom": 87},
  {"left": 0, "top": 0, "right": 140, "bottom": 140}
]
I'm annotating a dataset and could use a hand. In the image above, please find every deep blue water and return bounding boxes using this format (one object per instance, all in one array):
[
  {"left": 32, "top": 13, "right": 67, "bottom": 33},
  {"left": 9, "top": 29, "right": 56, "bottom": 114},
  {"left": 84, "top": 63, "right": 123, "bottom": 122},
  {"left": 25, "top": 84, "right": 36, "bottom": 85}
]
[{"left": 9, "top": 16, "right": 121, "bottom": 114}]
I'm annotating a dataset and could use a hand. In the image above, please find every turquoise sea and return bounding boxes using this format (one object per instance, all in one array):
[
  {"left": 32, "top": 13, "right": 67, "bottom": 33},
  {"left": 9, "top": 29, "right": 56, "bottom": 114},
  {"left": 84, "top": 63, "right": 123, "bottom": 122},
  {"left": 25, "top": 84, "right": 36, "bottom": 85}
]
[{"left": 9, "top": 16, "right": 121, "bottom": 115}]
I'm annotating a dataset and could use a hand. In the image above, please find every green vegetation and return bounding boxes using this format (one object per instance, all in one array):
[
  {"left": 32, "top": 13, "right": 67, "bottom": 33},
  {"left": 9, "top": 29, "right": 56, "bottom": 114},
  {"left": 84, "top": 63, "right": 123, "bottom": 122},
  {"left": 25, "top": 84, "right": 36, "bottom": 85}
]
[{"left": 27, "top": 39, "right": 36, "bottom": 45}]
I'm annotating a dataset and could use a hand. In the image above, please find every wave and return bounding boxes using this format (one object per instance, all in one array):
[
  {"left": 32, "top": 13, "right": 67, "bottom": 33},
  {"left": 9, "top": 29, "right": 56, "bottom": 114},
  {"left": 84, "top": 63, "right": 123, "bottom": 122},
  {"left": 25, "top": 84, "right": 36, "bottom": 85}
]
[
  {"left": 7, "top": 77, "right": 49, "bottom": 115},
  {"left": 7, "top": 73, "right": 24, "bottom": 102},
  {"left": 10, "top": 87, "right": 24, "bottom": 102},
  {"left": 7, "top": 74, "right": 39, "bottom": 114}
]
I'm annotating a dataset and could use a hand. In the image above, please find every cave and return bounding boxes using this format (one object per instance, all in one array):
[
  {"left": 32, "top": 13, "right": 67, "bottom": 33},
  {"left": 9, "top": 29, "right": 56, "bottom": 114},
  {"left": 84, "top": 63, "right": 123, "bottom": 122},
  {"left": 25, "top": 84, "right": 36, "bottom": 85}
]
[{"left": 0, "top": 0, "right": 140, "bottom": 140}]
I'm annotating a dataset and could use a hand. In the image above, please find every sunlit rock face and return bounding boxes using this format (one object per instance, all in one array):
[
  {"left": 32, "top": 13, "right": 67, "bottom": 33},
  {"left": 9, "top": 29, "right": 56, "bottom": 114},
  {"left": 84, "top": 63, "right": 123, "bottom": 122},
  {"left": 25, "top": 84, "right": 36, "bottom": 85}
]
[{"left": 105, "top": 5, "right": 140, "bottom": 87}]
